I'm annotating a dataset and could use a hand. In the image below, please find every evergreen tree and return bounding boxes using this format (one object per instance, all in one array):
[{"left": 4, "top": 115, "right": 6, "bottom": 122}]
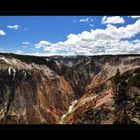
[
  {"left": 112, "top": 68, "right": 121, "bottom": 104},
  {"left": 112, "top": 68, "right": 127, "bottom": 105},
  {"left": 113, "top": 68, "right": 121, "bottom": 85},
  {"left": 114, "top": 109, "right": 129, "bottom": 124}
]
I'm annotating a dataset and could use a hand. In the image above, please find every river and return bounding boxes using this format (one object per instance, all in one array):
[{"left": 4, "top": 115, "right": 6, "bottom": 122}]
[{"left": 59, "top": 100, "right": 78, "bottom": 124}]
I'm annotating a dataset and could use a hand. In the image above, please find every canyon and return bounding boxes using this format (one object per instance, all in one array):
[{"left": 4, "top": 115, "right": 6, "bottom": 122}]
[{"left": 0, "top": 53, "right": 140, "bottom": 124}]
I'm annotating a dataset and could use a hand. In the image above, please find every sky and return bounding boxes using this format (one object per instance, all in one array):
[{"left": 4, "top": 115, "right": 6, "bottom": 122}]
[{"left": 0, "top": 16, "right": 140, "bottom": 56}]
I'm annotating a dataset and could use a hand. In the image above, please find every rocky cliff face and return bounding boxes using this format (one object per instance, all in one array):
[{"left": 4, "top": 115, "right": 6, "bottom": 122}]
[
  {"left": 0, "top": 54, "right": 74, "bottom": 124},
  {"left": 0, "top": 53, "right": 140, "bottom": 124},
  {"left": 58, "top": 55, "right": 140, "bottom": 124}
]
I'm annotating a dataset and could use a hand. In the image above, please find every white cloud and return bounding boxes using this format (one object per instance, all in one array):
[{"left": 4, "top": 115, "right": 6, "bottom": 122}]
[
  {"left": 33, "top": 19, "right": 140, "bottom": 56},
  {"left": 79, "top": 19, "right": 88, "bottom": 22},
  {"left": 35, "top": 40, "right": 52, "bottom": 49},
  {"left": 73, "top": 17, "right": 94, "bottom": 27},
  {"left": 130, "top": 16, "right": 140, "bottom": 19},
  {"left": 16, "top": 50, "right": 23, "bottom": 54},
  {"left": 0, "top": 30, "right": 6, "bottom": 36},
  {"left": 79, "top": 17, "right": 92, "bottom": 23},
  {"left": 102, "top": 16, "right": 107, "bottom": 22},
  {"left": 131, "top": 39, "right": 140, "bottom": 43},
  {"left": 89, "top": 24, "right": 94, "bottom": 27},
  {"left": 7, "top": 25, "right": 20, "bottom": 30},
  {"left": 22, "top": 42, "right": 30, "bottom": 45},
  {"left": 21, "top": 42, "right": 31, "bottom": 48},
  {"left": 102, "top": 16, "right": 125, "bottom": 24}
]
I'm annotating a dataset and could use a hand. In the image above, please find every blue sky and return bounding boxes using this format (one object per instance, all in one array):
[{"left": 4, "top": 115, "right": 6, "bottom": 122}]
[{"left": 0, "top": 16, "right": 140, "bottom": 56}]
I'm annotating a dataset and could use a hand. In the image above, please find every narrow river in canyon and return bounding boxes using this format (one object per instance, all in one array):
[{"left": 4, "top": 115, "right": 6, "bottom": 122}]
[{"left": 59, "top": 100, "right": 78, "bottom": 124}]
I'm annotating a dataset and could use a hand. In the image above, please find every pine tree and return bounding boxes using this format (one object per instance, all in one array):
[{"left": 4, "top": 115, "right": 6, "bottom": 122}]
[
  {"left": 114, "top": 109, "right": 129, "bottom": 124},
  {"left": 112, "top": 68, "right": 121, "bottom": 105},
  {"left": 112, "top": 68, "right": 127, "bottom": 105},
  {"left": 113, "top": 68, "right": 120, "bottom": 85}
]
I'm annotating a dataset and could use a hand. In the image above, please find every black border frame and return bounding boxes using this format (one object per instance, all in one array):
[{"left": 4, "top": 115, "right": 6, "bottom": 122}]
[{"left": 1, "top": 1, "right": 140, "bottom": 135}]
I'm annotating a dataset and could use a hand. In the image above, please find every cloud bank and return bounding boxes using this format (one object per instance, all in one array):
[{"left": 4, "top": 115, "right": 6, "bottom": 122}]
[{"left": 33, "top": 19, "right": 140, "bottom": 56}]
